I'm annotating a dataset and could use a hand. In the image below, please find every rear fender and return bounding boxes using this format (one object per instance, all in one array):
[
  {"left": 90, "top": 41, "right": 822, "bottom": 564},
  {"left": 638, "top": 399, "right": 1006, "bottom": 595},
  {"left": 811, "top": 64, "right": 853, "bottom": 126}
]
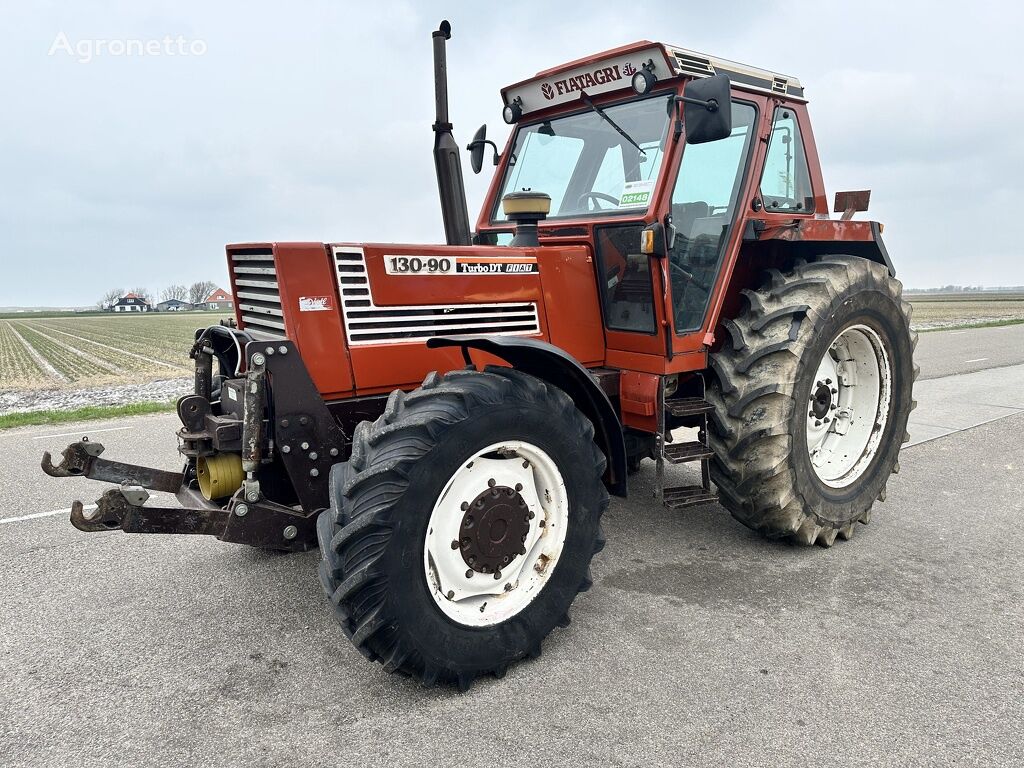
[{"left": 427, "top": 336, "right": 628, "bottom": 497}]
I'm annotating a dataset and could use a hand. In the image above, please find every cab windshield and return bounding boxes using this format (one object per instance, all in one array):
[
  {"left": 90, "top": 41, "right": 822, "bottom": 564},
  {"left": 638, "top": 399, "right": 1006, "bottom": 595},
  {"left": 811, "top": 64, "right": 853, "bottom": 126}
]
[{"left": 493, "top": 94, "right": 670, "bottom": 222}]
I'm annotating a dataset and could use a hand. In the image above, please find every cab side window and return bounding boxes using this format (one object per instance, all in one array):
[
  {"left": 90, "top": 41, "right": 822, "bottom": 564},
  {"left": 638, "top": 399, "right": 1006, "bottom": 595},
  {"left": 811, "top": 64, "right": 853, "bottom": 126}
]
[{"left": 759, "top": 107, "right": 814, "bottom": 212}]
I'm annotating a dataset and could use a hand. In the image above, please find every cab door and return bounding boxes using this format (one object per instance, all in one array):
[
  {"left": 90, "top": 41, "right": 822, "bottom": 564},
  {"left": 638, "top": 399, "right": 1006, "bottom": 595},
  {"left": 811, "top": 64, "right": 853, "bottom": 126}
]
[{"left": 663, "top": 97, "right": 764, "bottom": 357}]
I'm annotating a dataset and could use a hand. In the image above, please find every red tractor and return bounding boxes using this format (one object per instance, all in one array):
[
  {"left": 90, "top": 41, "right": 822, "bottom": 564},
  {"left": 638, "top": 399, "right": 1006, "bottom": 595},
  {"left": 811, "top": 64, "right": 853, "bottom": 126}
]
[{"left": 43, "top": 21, "right": 916, "bottom": 689}]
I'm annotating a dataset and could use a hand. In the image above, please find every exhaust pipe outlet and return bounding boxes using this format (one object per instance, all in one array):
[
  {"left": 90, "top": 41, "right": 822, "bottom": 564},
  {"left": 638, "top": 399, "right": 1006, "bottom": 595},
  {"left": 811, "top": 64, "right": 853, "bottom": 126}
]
[
  {"left": 501, "top": 192, "right": 551, "bottom": 248},
  {"left": 432, "top": 20, "right": 472, "bottom": 247}
]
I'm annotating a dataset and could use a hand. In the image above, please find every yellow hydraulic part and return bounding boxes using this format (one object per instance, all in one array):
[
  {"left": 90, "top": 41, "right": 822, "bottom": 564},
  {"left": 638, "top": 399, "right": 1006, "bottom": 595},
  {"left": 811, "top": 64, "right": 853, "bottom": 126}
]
[{"left": 197, "top": 453, "right": 244, "bottom": 501}]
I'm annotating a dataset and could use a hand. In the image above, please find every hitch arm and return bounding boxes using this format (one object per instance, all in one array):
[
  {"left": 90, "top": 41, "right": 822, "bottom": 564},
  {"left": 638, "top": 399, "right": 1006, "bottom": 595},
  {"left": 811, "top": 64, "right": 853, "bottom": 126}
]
[
  {"left": 41, "top": 440, "right": 182, "bottom": 493},
  {"left": 69, "top": 486, "right": 318, "bottom": 551},
  {"left": 71, "top": 487, "right": 229, "bottom": 535}
]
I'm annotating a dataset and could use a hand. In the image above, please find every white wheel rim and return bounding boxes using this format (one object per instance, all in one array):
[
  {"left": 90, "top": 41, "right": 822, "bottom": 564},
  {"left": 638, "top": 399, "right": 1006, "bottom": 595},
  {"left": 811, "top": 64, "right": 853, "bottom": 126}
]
[
  {"left": 422, "top": 440, "right": 569, "bottom": 627},
  {"left": 805, "top": 324, "right": 892, "bottom": 488}
]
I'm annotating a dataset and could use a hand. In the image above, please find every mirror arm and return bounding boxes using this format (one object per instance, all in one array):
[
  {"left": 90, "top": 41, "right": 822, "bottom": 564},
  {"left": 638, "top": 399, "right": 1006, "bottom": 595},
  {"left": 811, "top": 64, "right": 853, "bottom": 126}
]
[
  {"left": 466, "top": 138, "right": 501, "bottom": 166},
  {"left": 671, "top": 95, "right": 721, "bottom": 113}
]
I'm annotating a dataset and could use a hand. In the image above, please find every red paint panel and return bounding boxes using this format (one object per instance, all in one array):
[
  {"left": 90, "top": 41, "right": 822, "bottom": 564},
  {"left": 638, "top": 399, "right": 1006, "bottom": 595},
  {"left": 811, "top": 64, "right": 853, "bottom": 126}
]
[
  {"left": 761, "top": 218, "right": 875, "bottom": 243},
  {"left": 536, "top": 246, "right": 605, "bottom": 366},
  {"left": 619, "top": 370, "right": 660, "bottom": 432},
  {"left": 272, "top": 243, "right": 355, "bottom": 398}
]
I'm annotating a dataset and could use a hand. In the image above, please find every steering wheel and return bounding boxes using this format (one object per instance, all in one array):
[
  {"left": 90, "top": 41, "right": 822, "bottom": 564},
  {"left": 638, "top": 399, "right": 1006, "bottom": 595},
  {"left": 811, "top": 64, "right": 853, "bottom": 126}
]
[{"left": 577, "top": 192, "right": 620, "bottom": 211}]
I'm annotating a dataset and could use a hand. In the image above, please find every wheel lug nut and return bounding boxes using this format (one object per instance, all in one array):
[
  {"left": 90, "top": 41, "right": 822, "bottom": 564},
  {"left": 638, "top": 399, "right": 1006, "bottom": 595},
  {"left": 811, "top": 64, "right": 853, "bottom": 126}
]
[
  {"left": 528, "top": 511, "right": 535, "bottom": 519},
  {"left": 515, "top": 483, "right": 523, "bottom": 492},
  {"left": 519, "top": 546, "right": 526, "bottom": 555},
  {"left": 487, "top": 478, "right": 496, "bottom": 487},
  {"left": 450, "top": 540, "right": 460, "bottom": 550},
  {"left": 522, "top": 460, "right": 529, "bottom": 468},
  {"left": 825, "top": 378, "right": 832, "bottom": 385},
  {"left": 461, "top": 501, "right": 469, "bottom": 511},
  {"left": 446, "top": 590, "right": 454, "bottom": 599},
  {"left": 831, "top": 388, "right": 838, "bottom": 394},
  {"left": 465, "top": 569, "right": 474, "bottom": 578},
  {"left": 539, "top": 520, "right": 546, "bottom": 528},
  {"left": 494, "top": 570, "right": 502, "bottom": 580},
  {"left": 815, "top": 420, "right": 822, "bottom": 426}
]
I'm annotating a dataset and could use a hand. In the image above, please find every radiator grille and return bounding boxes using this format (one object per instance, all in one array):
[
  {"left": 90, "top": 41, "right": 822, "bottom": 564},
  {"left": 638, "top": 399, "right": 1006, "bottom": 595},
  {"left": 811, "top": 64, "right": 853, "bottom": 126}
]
[
  {"left": 229, "top": 248, "right": 286, "bottom": 337},
  {"left": 333, "top": 247, "right": 540, "bottom": 345}
]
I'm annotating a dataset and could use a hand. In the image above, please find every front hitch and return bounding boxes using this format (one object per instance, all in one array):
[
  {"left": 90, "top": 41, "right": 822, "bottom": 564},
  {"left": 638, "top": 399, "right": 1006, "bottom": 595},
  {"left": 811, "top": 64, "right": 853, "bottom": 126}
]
[{"left": 45, "top": 437, "right": 320, "bottom": 550}]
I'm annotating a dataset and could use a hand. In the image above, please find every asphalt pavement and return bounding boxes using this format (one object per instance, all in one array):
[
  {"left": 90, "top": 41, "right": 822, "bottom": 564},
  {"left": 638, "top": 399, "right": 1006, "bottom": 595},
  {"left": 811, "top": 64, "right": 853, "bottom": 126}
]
[
  {"left": 0, "top": 325, "right": 1021, "bottom": 767},
  {"left": 914, "top": 321, "right": 1024, "bottom": 379}
]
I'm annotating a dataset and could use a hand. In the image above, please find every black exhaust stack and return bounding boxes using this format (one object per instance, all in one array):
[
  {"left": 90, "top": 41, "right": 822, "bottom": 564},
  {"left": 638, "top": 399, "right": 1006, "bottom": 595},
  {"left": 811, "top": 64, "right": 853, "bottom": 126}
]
[{"left": 432, "top": 20, "right": 472, "bottom": 247}]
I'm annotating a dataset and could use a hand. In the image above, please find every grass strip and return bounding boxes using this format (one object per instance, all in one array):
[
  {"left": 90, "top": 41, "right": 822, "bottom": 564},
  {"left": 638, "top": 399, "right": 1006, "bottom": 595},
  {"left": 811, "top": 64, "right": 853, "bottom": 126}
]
[{"left": 0, "top": 400, "right": 175, "bottom": 430}]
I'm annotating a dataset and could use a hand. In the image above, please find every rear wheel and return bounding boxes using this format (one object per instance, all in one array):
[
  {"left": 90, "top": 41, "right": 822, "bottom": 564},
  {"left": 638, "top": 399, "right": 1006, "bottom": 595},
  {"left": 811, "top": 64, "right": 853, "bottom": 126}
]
[
  {"left": 317, "top": 367, "right": 608, "bottom": 688},
  {"left": 707, "top": 256, "right": 918, "bottom": 546}
]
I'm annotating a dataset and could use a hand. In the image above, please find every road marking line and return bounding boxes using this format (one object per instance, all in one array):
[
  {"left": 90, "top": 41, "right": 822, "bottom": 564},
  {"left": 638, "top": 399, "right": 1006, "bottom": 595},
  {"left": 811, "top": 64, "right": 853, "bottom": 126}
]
[
  {"left": 0, "top": 505, "right": 95, "bottom": 524},
  {"left": 950, "top": 331, "right": 967, "bottom": 335},
  {"left": 964, "top": 357, "right": 989, "bottom": 364},
  {"left": 28, "top": 426, "right": 134, "bottom": 440}
]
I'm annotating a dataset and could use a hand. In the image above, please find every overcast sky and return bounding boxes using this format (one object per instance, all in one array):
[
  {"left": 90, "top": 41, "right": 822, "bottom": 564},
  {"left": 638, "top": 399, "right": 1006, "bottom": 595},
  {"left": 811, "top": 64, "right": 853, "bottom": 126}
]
[{"left": 1, "top": 0, "right": 1020, "bottom": 306}]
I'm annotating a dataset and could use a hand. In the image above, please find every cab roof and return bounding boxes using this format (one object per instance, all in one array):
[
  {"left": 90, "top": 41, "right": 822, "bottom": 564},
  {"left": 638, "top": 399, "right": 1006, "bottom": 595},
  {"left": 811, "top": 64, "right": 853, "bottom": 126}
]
[{"left": 502, "top": 41, "right": 804, "bottom": 119}]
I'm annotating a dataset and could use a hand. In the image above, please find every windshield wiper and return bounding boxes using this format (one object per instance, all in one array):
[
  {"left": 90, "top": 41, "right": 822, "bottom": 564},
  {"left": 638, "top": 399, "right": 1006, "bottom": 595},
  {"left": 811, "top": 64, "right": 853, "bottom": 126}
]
[{"left": 580, "top": 91, "right": 646, "bottom": 158}]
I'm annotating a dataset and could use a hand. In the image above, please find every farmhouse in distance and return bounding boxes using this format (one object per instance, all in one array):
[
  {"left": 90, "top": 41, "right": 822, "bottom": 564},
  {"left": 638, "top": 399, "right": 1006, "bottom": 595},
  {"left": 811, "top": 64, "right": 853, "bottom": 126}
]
[
  {"left": 102, "top": 287, "right": 233, "bottom": 313},
  {"left": 201, "top": 288, "right": 233, "bottom": 311},
  {"left": 110, "top": 292, "right": 150, "bottom": 313},
  {"left": 155, "top": 298, "right": 191, "bottom": 312}
]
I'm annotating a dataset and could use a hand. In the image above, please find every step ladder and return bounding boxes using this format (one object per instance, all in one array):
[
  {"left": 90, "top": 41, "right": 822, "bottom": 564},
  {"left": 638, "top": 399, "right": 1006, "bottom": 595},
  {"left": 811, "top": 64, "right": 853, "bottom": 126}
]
[{"left": 656, "top": 394, "right": 718, "bottom": 510}]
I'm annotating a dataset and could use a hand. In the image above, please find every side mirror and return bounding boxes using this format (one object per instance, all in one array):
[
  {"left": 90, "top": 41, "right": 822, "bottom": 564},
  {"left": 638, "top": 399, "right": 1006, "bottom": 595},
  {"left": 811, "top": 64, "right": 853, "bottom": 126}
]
[
  {"left": 676, "top": 74, "right": 732, "bottom": 145},
  {"left": 466, "top": 124, "right": 500, "bottom": 174}
]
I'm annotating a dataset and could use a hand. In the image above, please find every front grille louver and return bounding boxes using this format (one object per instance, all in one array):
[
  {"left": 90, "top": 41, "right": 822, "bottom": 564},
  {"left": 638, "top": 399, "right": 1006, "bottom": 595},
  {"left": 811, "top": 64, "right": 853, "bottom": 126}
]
[
  {"left": 333, "top": 247, "right": 540, "bottom": 345},
  {"left": 230, "top": 249, "right": 286, "bottom": 337}
]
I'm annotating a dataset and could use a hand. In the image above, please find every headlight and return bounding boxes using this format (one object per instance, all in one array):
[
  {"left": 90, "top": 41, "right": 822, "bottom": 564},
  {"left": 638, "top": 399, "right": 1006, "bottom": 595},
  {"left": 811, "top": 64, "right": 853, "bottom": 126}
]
[
  {"left": 631, "top": 61, "right": 657, "bottom": 95},
  {"left": 503, "top": 97, "right": 523, "bottom": 124}
]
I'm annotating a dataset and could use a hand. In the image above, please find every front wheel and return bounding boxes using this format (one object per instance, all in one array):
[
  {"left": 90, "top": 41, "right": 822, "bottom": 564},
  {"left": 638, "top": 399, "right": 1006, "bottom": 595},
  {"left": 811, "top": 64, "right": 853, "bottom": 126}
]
[
  {"left": 707, "top": 256, "right": 918, "bottom": 546},
  {"left": 317, "top": 367, "right": 608, "bottom": 689}
]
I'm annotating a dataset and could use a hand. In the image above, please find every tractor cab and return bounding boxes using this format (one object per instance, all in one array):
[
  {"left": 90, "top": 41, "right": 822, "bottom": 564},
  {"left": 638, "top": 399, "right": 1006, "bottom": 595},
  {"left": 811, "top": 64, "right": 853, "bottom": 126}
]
[{"left": 469, "top": 42, "right": 822, "bottom": 372}]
